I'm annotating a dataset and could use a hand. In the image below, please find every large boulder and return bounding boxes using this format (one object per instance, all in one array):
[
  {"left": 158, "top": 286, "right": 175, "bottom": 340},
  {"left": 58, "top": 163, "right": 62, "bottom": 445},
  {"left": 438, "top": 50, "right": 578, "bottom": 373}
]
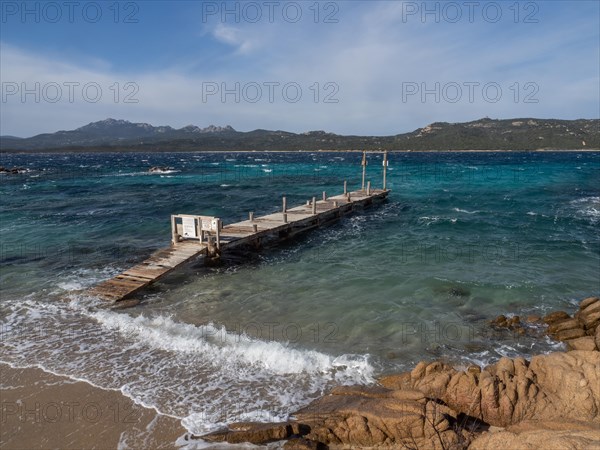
[
  {"left": 544, "top": 297, "right": 600, "bottom": 344},
  {"left": 381, "top": 351, "right": 600, "bottom": 428},
  {"left": 293, "top": 385, "right": 466, "bottom": 449},
  {"left": 469, "top": 420, "right": 600, "bottom": 449},
  {"left": 198, "top": 385, "right": 467, "bottom": 448}
]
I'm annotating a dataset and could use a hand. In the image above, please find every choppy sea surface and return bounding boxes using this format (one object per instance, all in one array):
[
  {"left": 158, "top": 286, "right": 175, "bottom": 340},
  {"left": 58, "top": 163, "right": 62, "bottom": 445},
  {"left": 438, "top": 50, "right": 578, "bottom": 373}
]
[{"left": 1, "top": 151, "right": 599, "bottom": 436}]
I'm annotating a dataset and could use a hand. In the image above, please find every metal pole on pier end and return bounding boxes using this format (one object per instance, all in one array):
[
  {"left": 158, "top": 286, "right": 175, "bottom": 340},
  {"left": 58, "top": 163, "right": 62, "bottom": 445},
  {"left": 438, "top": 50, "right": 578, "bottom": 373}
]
[
  {"left": 215, "top": 219, "right": 221, "bottom": 251},
  {"left": 361, "top": 151, "right": 367, "bottom": 191},
  {"left": 382, "top": 150, "right": 388, "bottom": 190},
  {"left": 171, "top": 215, "right": 177, "bottom": 244},
  {"left": 282, "top": 196, "right": 287, "bottom": 212}
]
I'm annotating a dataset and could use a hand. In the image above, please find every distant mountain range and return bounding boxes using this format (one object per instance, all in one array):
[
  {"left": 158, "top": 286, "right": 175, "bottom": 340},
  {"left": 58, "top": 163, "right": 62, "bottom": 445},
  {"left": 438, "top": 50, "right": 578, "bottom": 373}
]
[{"left": 1, "top": 118, "right": 598, "bottom": 152}]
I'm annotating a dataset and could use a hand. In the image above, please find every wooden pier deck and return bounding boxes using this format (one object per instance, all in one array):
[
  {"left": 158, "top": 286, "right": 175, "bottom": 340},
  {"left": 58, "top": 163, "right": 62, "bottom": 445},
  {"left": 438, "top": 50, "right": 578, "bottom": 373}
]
[
  {"left": 87, "top": 150, "right": 391, "bottom": 303},
  {"left": 87, "top": 188, "right": 389, "bottom": 303}
]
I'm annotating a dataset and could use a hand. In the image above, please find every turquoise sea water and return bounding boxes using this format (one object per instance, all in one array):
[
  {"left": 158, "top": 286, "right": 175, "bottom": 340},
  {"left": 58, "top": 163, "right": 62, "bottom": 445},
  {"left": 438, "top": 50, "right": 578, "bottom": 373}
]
[{"left": 1, "top": 151, "right": 599, "bottom": 435}]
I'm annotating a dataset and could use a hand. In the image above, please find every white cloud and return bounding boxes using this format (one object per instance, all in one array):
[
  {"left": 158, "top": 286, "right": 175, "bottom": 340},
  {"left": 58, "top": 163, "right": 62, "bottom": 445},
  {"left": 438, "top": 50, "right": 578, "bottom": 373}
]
[
  {"left": 1, "top": 2, "right": 598, "bottom": 138},
  {"left": 212, "top": 23, "right": 258, "bottom": 54}
]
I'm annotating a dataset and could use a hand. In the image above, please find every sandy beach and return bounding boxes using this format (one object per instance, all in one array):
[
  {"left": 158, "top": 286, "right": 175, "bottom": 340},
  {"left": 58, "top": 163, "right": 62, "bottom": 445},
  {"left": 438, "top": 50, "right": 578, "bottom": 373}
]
[{"left": 0, "top": 364, "right": 185, "bottom": 450}]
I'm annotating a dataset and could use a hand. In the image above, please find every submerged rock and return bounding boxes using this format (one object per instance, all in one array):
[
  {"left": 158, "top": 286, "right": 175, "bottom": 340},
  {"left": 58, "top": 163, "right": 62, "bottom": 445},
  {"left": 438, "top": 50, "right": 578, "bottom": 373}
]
[
  {"left": 0, "top": 166, "right": 28, "bottom": 174},
  {"left": 542, "top": 310, "right": 570, "bottom": 325},
  {"left": 148, "top": 166, "right": 172, "bottom": 173}
]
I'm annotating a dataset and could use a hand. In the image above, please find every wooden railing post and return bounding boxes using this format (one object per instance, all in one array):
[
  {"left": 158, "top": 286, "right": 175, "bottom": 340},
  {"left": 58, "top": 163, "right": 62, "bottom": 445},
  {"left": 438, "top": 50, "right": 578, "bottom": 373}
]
[
  {"left": 196, "top": 216, "right": 203, "bottom": 243},
  {"left": 383, "top": 150, "right": 388, "bottom": 190},
  {"left": 249, "top": 211, "right": 254, "bottom": 221},
  {"left": 312, "top": 197, "right": 317, "bottom": 214}
]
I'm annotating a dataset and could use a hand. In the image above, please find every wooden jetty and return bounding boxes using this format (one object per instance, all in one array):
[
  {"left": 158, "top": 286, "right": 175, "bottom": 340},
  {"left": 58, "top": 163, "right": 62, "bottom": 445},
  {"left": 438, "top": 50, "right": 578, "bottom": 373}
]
[{"left": 87, "top": 152, "right": 390, "bottom": 303}]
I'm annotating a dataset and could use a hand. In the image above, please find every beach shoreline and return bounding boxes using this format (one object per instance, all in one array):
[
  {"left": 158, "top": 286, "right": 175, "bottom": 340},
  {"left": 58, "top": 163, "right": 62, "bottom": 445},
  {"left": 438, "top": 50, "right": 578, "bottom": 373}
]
[{"left": 0, "top": 363, "right": 186, "bottom": 450}]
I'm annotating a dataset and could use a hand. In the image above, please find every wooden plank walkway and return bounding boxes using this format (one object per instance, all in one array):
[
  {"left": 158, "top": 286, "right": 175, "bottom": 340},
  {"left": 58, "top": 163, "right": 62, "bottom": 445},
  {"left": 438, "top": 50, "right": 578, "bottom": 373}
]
[{"left": 87, "top": 188, "right": 389, "bottom": 303}]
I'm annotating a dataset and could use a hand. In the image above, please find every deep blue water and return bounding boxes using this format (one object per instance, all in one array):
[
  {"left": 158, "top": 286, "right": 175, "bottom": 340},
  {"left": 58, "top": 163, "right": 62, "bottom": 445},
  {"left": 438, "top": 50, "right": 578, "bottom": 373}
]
[{"left": 1, "top": 150, "right": 599, "bottom": 434}]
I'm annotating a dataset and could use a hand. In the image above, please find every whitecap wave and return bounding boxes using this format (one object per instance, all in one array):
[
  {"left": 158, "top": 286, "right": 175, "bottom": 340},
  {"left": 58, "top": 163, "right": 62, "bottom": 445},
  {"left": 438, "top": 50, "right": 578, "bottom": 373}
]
[
  {"left": 1, "top": 298, "right": 374, "bottom": 436},
  {"left": 452, "top": 207, "right": 479, "bottom": 214},
  {"left": 570, "top": 196, "right": 600, "bottom": 224}
]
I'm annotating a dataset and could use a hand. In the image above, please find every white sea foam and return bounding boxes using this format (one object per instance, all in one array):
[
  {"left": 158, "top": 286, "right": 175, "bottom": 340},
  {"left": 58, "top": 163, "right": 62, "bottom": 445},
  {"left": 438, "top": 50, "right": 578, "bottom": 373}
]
[
  {"left": 418, "top": 216, "right": 457, "bottom": 226},
  {"left": 1, "top": 296, "right": 374, "bottom": 436},
  {"left": 89, "top": 312, "right": 374, "bottom": 378},
  {"left": 571, "top": 196, "right": 600, "bottom": 224},
  {"left": 452, "top": 207, "right": 479, "bottom": 214}
]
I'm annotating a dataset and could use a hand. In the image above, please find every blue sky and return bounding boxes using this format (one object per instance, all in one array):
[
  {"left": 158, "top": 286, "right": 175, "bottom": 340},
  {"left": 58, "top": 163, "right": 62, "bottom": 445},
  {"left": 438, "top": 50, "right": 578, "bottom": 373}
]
[{"left": 1, "top": 0, "right": 599, "bottom": 137}]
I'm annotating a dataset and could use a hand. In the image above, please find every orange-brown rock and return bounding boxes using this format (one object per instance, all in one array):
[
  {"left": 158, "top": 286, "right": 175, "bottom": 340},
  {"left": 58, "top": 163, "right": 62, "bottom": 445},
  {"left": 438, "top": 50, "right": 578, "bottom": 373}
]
[
  {"left": 579, "top": 296, "right": 600, "bottom": 311},
  {"left": 490, "top": 315, "right": 508, "bottom": 328},
  {"left": 406, "top": 351, "right": 600, "bottom": 428},
  {"left": 283, "top": 437, "right": 327, "bottom": 449},
  {"left": 293, "top": 385, "right": 465, "bottom": 449},
  {"left": 469, "top": 419, "right": 600, "bottom": 449},
  {"left": 567, "top": 336, "right": 598, "bottom": 351},
  {"left": 542, "top": 311, "right": 570, "bottom": 325},
  {"left": 199, "top": 422, "right": 307, "bottom": 445},
  {"left": 555, "top": 327, "right": 586, "bottom": 341},
  {"left": 197, "top": 385, "right": 466, "bottom": 448},
  {"left": 548, "top": 317, "right": 580, "bottom": 334}
]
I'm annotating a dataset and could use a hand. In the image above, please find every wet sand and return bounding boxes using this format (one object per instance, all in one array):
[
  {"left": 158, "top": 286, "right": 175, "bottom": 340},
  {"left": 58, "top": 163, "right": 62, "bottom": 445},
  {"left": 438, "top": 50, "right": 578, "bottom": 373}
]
[{"left": 0, "top": 363, "right": 186, "bottom": 449}]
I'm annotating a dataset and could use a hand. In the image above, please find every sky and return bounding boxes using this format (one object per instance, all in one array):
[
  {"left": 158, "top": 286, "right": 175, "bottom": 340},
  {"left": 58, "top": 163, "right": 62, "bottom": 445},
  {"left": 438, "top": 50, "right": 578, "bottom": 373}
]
[{"left": 1, "top": 0, "right": 599, "bottom": 137}]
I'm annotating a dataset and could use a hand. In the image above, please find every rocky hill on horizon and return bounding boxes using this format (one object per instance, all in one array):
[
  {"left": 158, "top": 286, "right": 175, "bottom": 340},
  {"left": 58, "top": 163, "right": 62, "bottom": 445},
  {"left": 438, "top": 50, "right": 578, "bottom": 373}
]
[{"left": 1, "top": 117, "right": 598, "bottom": 152}]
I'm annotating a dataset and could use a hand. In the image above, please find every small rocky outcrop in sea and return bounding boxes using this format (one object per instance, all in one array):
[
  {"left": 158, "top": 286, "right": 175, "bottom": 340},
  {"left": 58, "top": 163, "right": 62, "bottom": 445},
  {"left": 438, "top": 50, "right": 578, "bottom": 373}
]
[
  {"left": 193, "top": 297, "right": 600, "bottom": 449},
  {"left": 490, "top": 296, "right": 600, "bottom": 350},
  {"left": 0, "top": 166, "right": 28, "bottom": 174},
  {"left": 148, "top": 166, "right": 172, "bottom": 173}
]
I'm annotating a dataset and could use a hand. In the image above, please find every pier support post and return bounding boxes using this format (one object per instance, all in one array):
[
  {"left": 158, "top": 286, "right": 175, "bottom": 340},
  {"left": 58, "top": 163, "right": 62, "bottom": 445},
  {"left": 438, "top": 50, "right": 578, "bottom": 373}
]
[
  {"left": 283, "top": 213, "right": 288, "bottom": 223},
  {"left": 207, "top": 236, "right": 216, "bottom": 257},
  {"left": 253, "top": 224, "right": 258, "bottom": 232},
  {"left": 347, "top": 193, "right": 351, "bottom": 202},
  {"left": 383, "top": 150, "right": 388, "bottom": 190},
  {"left": 333, "top": 200, "right": 338, "bottom": 207},
  {"left": 249, "top": 212, "right": 254, "bottom": 221},
  {"left": 367, "top": 181, "right": 371, "bottom": 195},
  {"left": 282, "top": 196, "right": 287, "bottom": 212},
  {"left": 312, "top": 197, "right": 317, "bottom": 214},
  {"left": 322, "top": 191, "right": 327, "bottom": 201}
]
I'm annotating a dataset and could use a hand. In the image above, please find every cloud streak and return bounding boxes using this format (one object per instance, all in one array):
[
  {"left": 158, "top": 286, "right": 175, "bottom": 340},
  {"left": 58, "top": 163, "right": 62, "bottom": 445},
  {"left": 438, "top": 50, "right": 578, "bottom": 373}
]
[{"left": 1, "top": 1, "right": 598, "bottom": 137}]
